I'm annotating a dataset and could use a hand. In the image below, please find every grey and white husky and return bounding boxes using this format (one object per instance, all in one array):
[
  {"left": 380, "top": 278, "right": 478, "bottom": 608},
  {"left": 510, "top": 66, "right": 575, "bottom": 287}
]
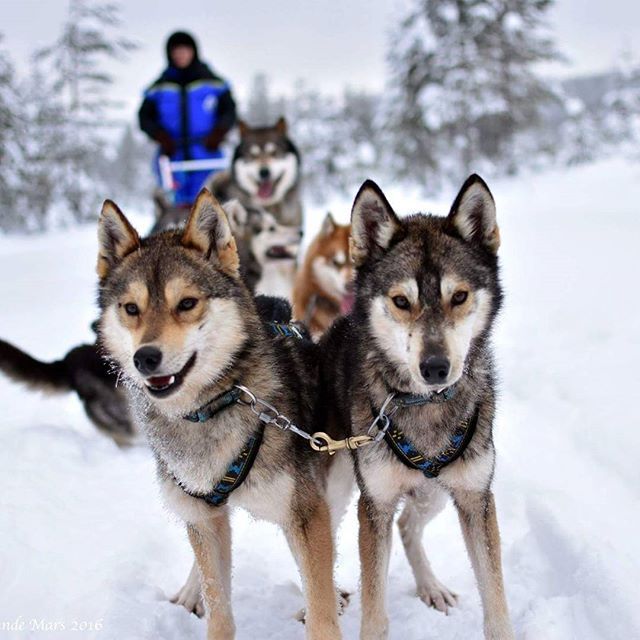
[
  {"left": 321, "top": 175, "right": 514, "bottom": 639},
  {"left": 207, "top": 117, "right": 303, "bottom": 228}
]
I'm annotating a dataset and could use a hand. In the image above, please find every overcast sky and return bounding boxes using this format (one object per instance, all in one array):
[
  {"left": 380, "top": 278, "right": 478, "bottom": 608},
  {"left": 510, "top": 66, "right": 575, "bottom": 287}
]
[{"left": 4, "top": 0, "right": 640, "bottom": 117}]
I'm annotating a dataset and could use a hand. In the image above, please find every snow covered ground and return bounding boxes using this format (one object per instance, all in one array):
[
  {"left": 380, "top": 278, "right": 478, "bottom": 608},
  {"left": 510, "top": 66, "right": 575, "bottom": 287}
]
[{"left": 0, "top": 158, "right": 639, "bottom": 639}]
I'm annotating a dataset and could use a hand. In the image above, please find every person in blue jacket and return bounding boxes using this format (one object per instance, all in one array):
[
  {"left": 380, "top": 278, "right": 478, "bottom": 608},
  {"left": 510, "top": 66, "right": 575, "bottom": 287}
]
[{"left": 138, "top": 31, "right": 237, "bottom": 206}]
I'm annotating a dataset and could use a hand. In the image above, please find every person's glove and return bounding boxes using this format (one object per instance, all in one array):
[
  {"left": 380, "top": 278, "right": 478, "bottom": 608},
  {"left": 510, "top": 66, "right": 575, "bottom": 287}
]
[
  {"left": 203, "top": 127, "right": 226, "bottom": 151},
  {"left": 154, "top": 130, "right": 176, "bottom": 156}
]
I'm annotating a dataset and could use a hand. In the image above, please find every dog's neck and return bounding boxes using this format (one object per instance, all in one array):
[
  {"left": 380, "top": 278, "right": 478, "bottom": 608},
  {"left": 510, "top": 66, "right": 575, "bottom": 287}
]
[
  {"left": 360, "top": 342, "right": 488, "bottom": 455},
  {"left": 134, "top": 315, "right": 282, "bottom": 493}
]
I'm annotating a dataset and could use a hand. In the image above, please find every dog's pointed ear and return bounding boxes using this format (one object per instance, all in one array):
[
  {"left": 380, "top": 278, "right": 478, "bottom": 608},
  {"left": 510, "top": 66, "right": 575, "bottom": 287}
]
[
  {"left": 222, "top": 199, "right": 248, "bottom": 234},
  {"left": 275, "top": 116, "right": 287, "bottom": 136},
  {"left": 238, "top": 119, "right": 249, "bottom": 139},
  {"left": 182, "top": 189, "right": 240, "bottom": 277},
  {"left": 97, "top": 200, "right": 141, "bottom": 280},
  {"left": 350, "top": 180, "right": 401, "bottom": 267},
  {"left": 321, "top": 212, "right": 336, "bottom": 237},
  {"left": 448, "top": 174, "right": 500, "bottom": 254}
]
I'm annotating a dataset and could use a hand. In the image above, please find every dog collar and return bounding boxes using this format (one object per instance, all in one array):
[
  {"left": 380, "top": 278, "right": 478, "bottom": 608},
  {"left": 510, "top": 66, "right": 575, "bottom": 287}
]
[
  {"left": 392, "top": 385, "right": 457, "bottom": 407},
  {"left": 369, "top": 384, "right": 475, "bottom": 478},
  {"left": 183, "top": 322, "right": 308, "bottom": 424},
  {"left": 173, "top": 426, "right": 265, "bottom": 506},
  {"left": 183, "top": 386, "right": 243, "bottom": 423}
]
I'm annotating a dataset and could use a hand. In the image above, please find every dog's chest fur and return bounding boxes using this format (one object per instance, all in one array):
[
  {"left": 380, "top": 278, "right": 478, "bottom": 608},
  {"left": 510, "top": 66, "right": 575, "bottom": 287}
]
[
  {"left": 256, "top": 260, "right": 297, "bottom": 299},
  {"left": 323, "top": 318, "right": 497, "bottom": 505},
  {"left": 134, "top": 393, "right": 299, "bottom": 525}
]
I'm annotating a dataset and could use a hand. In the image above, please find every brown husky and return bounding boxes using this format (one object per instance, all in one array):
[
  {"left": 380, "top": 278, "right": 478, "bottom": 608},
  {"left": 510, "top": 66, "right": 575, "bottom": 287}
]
[
  {"left": 321, "top": 176, "right": 514, "bottom": 639},
  {"left": 292, "top": 213, "right": 354, "bottom": 338},
  {"left": 96, "top": 189, "right": 345, "bottom": 639}
]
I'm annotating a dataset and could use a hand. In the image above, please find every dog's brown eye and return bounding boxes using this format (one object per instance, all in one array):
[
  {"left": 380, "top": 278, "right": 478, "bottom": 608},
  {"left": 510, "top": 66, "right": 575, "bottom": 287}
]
[
  {"left": 452, "top": 291, "right": 468, "bottom": 306},
  {"left": 178, "top": 298, "right": 198, "bottom": 312},
  {"left": 124, "top": 303, "right": 139, "bottom": 316},
  {"left": 392, "top": 295, "right": 410, "bottom": 310}
]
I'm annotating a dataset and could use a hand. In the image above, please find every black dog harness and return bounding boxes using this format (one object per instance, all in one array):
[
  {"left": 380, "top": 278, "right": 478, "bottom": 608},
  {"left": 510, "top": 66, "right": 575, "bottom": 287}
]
[
  {"left": 373, "top": 387, "right": 479, "bottom": 478},
  {"left": 174, "top": 321, "right": 306, "bottom": 506}
]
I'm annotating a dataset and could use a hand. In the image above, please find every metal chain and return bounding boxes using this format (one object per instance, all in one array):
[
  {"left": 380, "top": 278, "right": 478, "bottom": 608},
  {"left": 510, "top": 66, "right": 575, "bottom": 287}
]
[
  {"left": 234, "top": 385, "right": 324, "bottom": 447},
  {"left": 234, "top": 384, "right": 396, "bottom": 456}
]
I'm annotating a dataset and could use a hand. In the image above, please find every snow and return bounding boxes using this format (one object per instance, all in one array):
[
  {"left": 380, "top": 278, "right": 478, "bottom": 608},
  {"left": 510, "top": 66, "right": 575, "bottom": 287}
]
[{"left": 1, "top": 157, "right": 639, "bottom": 639}]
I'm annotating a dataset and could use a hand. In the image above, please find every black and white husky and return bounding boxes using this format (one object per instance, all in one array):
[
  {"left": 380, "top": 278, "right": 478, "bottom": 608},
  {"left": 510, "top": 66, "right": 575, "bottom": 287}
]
[{"left": 321, "top": 175, "right": 514, "bottom": 640}]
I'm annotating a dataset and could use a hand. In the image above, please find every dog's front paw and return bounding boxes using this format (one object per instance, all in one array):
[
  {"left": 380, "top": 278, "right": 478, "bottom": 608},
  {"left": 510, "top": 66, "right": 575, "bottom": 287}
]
[
  {"left": 294, "top": 588, "right": 352, "bottom": 623},
  {"left": 416, "top": 579, "right": 458, "bottom": 614},
  {"left": 170, "top": 584, "right": 204, "bottom": 618}
]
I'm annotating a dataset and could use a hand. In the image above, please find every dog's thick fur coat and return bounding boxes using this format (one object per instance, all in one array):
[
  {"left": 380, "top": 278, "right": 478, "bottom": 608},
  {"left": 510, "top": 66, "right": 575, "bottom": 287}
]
[
  {"left": 320, "top": 176, "right": 513, "bottom": 639},
  {"left": 293, "top": 213, "right": 354, "bottom": 338},
  {"left": 96, "top": 190, "right": 345, "bottom": 639}
]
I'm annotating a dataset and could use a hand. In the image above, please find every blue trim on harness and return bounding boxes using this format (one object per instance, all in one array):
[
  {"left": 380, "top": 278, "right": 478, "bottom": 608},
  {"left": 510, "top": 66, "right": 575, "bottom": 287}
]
[
  {"left": 183, "top": 386, "right": 242, "bottom": 423},
  {"left": 173, "top": 428, "right": 264, "bottom": 506},
  {"left": 371, "top": 385, "right": 478, "bottom": 478},
  {"left": 267, "top": 321, "right": 307, "bottom": 340},
  {"left": 383, "top": 409, "right": 478, "bottom": 478},
  {"left": 175, "top": 320, "right": 306, "bottom": 506}
]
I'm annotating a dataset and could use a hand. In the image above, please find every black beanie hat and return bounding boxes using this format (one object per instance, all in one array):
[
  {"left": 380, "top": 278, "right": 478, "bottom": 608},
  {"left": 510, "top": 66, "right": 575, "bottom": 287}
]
[{"left": 166, "top": 31, "right": 199, "bottom": 64}]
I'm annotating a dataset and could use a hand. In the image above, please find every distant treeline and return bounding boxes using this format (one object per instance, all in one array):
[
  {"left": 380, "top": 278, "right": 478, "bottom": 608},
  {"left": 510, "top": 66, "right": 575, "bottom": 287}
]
[{"left": 1, "top": 0, "right": 639, "bottom": 231}]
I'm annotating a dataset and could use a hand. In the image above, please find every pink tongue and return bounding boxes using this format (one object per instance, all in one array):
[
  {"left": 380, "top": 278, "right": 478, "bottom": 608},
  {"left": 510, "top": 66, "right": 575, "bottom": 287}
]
[
  {"left": 258, "top": 181, "right": 274, "bottom": 199},
  {"left": 340, "top": 292, "right": 355, "bottom": 314},
  {"left": 148, "top": 375, "right": 172, "bottom": 387}
]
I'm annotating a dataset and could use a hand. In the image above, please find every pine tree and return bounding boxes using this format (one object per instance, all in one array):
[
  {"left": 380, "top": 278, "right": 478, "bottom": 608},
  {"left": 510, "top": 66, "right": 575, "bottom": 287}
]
[
  {"left": 386, "top": 0, "right": 562, "bottom": 184},
  {"left": 602, "top": 51, "right": 640, "bottom": 150},
  {"left": 0, "top": 36, "right": 17, "bottom": 228},
  {"left": 35, "top": 0, "right": 137, "bottom": 123},
  {"left": 0, "top": 3, "right": 137, "bottom": 231},
  {"left": 101, "top": 123, "right": 154, "bottom": 203}
]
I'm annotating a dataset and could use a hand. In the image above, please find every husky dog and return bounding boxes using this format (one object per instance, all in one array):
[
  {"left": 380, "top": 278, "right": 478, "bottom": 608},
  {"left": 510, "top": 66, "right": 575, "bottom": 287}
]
[
  {"left": 246, "top": 208, "right": 301, "bottom": 299},
  {"left": 321, "top": 176, "right": 513, "bottom": 639},
  {"left": 207, "top": 117, "right": 303, "bottom": 228},
  {"left": 0, "top": 339, "right": 134, "bottom": 445},
  {"left": 293, "top": 213, "right": 354, "bottom": 338},
  {"left": 96, "top": 189, "right": 344, "bottom": 639}
]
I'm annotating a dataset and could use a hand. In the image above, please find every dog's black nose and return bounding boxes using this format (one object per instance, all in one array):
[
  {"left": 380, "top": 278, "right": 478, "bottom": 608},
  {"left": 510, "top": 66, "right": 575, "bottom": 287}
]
[
  {"left": 133, "top": 346, "right": 162, "bottom": 375},
  {"left": 259, "top": 166, "right": 271, "bottom": 180},
  {"left": 420, "top": 356, "right": 450, "bottom": 382}
]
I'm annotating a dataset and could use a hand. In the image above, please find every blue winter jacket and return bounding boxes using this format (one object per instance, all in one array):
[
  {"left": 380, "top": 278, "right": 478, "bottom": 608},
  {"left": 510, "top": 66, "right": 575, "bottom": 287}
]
[{"left": 138, "top": 61, "right": 236, "bottom": 204}]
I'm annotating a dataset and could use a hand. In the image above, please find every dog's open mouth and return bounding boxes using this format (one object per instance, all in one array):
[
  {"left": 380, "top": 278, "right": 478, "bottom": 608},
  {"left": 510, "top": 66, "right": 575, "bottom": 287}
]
[
  {"left": 144, "top": 353, "right": 197, "bottom": 398},
  {"left": 340, "top": 291, "right": 355, "bottom": 314},
  {"left": 256, "top": 173, "right": 283, "bottom": 200},
  {"left": 266, "top": 244, "right": 297, "bottom": 260}
]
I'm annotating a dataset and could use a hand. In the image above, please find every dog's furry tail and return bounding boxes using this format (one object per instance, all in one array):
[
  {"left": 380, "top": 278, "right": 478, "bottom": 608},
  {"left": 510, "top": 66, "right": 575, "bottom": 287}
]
[{"left": 0, "top": 339, "right": 71, "bottom": 393}]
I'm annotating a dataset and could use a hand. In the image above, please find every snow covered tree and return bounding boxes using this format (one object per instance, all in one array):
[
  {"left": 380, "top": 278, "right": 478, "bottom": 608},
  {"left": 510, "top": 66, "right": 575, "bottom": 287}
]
[
  {"left": 30, "top": 0, "right": 137, "bottom": 222},
  {"left": 0, "top": 36, "right": 17, "bottom": 227},
  {"left": 35, "top": 0, "right": 136, "bottom": 123},
  {"left": 97, "top": 123, "right": 154, "bottom": 205},
  {"left": 386, "top": 0, "right": 563, "bottom": 185},
  {"left": 0, "top": 3, "right": 137, "bottom": 232},
  {"left": 281, "top": 83, "right": 382, "bottom": 200},
  {"left": 601, "top": 53, "right": 640, "bottom": 151}
]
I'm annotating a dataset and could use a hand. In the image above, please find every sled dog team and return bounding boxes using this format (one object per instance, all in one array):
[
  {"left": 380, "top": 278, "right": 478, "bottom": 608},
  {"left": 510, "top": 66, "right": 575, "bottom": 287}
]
[{"left": 96, "top": 170, "right": 513, "bottom": 639}]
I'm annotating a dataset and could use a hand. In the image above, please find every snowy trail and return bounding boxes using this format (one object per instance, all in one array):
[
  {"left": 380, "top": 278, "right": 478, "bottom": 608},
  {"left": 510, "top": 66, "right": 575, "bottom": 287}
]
[{"left": 1, "top": 159, "right": 639, "bottom": 639}]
